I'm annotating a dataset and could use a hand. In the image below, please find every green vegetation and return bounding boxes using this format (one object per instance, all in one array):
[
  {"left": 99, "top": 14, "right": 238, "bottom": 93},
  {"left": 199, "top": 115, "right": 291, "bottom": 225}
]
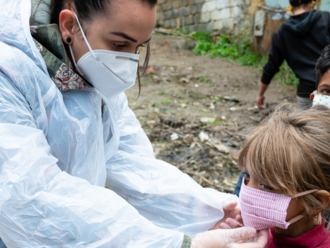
[
  {"left": 154, "top": 100, "right": 171, "bottom": 105},
  {"left": 191, "top": 31, "right": 299, "bottom": 86},
  {"left": 198, "top": 76, "right": 212, "bottom": 84}
]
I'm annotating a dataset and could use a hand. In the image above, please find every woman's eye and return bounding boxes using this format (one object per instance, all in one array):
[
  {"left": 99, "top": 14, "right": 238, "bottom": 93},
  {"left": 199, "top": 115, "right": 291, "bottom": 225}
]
[
  {"left": 261, "top": 184, "right": 272, "bottom": 190},
  {"left": 242, "top": 172, "right": 250, "bottom": 179},
  {"left": 113, "top": 43, "right": 126, "bottom": 48},
  {"left": 321, "top": 89, "right": 330, "bottom": 95}
]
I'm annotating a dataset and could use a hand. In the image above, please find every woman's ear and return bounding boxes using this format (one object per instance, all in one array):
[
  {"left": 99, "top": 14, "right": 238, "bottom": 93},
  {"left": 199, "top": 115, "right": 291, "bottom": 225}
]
[
  {"left": 59, "top": 10, "right": 76, "bottom": 44},
  {"left": 310, "top": 90, "right": 316, "bottom": 101}
]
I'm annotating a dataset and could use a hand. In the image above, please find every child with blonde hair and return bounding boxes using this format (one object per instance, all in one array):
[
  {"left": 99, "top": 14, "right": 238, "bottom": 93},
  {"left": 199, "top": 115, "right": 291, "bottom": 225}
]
[{"left": 223, "top": 104, "right": 330, "bottom": 247}]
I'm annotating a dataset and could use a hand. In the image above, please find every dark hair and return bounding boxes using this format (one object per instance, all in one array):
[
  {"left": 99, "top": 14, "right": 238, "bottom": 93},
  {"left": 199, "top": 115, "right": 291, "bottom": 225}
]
[
  {"left": 316, "top": 45, "right": 330, "bottom": 87},
  {"left": 43, "top": 0, "right": 157, "bottom": 96},
  {"left": 289, "top": 0, "right": 314, "bottom": 8}
]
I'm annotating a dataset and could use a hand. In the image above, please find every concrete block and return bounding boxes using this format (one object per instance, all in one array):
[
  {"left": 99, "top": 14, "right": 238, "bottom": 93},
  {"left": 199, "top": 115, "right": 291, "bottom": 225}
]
[
  {"left": 173, "top": 0, "right": 180, "bottom": 9},
  {"left": 157, "top": 20, "right": 164, "bottom": 27},
  {"left": 210, "top": 8, "right": 230, "bottom": 20},
  {"left": 188, "top": 25, "right": 198, "bottom": 32},
  {"left": 215, "top": 0, "right": 229, "bottom": 9},
  {"left": 231, "top": 6, "right": 243, "bottom": 18},
  {"left": 180, "top": 0, "right": 187, "bottom": 7},
  {"left": 180, "top": 17, "right": 186, "bottom": 27},
  {"left": 191, "top": 0, "right": 205, "bottom": 4},
  {"left": 158, "top": 12, "right": 164, "bottom": 21},
  {"left": 191, "top": 3, "right": 203, "bottom": 14},
  {"left": 172, "top": 9, "right": 180, "bottom": 18},
  {"left": 161, "top": 3, "right": 166, "bottom": 12},
  {"left": 205, "top": 0, "right": 216, "bottom": 11},
  {"left": 185, "top": 16, "right": 194, "bottom": 25},
  {"left": 222, "top": 18, "right": 234, "bottom": 29},
  {"left": 164, "top": 20, "right": 170, "bottom": 28},
  {"left": 180, "top": 6, "right": 191, "bottom": 16},
  {"left": 166, "top": 1, "right": 173, "bottom": 10},
  {"left": 200, "top": 12, "right": 210, "bottom": 23},
  {"left": 197, "top": 23, "right": 213, "bottom": 32},
  {"left": 231, "top": 0, "right": 245, "bottom": 6},
  {"left": 194, "top": 14, "right": 201, "bottom": 24},
  {"left": 170, "top": 19, "right": 176, "bottom": 28},
  {"left": 213, "top": 20, "right": 223, "bottom": 30},
  {"left": 164, "top": 11, "right": 171, "bottom": 19}
]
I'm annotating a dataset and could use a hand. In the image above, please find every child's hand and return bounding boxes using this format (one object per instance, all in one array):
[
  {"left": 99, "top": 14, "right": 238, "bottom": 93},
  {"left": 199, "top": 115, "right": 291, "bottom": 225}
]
[
  {"left": 210, "top": 201, "right": 241, "bottom": 230},
  {"left": 220, "top": 217, "right": 244, "bottom": 230}
]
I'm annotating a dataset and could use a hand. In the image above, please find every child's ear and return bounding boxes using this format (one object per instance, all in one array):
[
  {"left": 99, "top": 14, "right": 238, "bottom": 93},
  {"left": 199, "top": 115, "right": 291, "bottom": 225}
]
[
  {"left": 310, "top": 90, "right": 317, "bottom": 101},
  {"left": 311, "top": 190, "right": 330, "bottom": 214}
]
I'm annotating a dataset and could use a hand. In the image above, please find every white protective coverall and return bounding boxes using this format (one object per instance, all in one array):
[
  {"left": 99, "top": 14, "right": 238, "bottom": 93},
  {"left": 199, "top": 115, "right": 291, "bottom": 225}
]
[{"left": 0, "top": 0, "right": 238, "bottom": 247}]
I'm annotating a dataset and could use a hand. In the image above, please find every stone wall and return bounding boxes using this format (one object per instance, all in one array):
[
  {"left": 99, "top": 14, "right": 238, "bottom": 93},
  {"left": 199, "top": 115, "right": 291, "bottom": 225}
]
[{"left": 157, "top": 0, "right": 263, "bottom": 34}]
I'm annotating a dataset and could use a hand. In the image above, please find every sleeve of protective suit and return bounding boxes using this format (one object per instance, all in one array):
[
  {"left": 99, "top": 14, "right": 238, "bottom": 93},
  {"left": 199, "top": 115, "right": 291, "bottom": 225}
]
[
  {"left": 0, "top": 73, "right": 184, "bottom": 248},
  {"left": 106, "top": 93, "right": 239, "bottom": 238}
]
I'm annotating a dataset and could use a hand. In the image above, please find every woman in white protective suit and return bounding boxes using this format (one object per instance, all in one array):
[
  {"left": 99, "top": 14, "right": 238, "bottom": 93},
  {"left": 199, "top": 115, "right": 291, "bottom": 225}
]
[{"left": 0, "top": 0, "right": 268, "bottom": 247}]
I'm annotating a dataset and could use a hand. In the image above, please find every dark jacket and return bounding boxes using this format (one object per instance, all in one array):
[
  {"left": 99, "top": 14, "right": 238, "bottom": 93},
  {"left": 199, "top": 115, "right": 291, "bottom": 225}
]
[{"left": 262, "top": 10, "right": 330, "bottom": 97}]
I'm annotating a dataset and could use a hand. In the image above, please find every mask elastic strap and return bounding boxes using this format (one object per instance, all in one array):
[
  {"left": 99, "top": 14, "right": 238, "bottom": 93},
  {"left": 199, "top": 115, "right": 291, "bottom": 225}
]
[
  {"left": 74, "top": 13, "right": 97, "bottom": 60},
  {"left": 288, "top": 189, "right": 319, "bottom": 224},
  {"left": 69, "top": 45, "right": 82, "bottom": 75},
  {"left": 288, "top": 214, "right": 305, "bottom": 224},
  {"left": 292, "top": 189, "right": 318, "bottom": 198}
]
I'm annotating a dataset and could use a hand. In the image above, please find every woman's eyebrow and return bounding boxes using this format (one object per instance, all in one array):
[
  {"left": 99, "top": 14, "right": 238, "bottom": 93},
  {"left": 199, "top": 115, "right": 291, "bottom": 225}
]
[
  {"left": 111, "top": 32, "right": 137, "bottom": 42},
  {"left": 319, "top": 83, "right": 330, "bottom": 88},
  {"left": 110, "top": 32, "right": 151, "bottom": 44}
]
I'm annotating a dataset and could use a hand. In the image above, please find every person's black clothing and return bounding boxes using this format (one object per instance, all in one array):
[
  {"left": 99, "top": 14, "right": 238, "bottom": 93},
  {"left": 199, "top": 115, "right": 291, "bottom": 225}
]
[{"left": 262, "top": 10, "right": 330, "bottom": 97}]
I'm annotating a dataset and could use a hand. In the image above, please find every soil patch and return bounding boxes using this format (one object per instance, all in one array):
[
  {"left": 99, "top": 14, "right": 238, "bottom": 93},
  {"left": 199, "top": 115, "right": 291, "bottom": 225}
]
[{"left": 125, "top": 34, "right": 297, "bottom": 192}]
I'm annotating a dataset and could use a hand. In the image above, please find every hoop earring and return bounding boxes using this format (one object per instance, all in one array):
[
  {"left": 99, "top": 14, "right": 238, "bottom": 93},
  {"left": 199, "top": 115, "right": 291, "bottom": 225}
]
[{"left": 66, "top": 37, "right": 72, "bottom": 44}]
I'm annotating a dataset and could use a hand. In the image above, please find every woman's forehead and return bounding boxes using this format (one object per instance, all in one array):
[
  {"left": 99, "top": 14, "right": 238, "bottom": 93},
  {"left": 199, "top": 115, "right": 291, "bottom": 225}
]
[{"left": 94, "top": 0, "right": 156, "bottom": 41}]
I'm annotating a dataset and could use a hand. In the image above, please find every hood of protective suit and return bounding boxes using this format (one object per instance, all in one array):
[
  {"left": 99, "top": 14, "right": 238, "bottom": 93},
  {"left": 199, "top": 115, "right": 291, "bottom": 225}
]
[{"left": 282, "top": 10, "right": 322, "bottom": 37}]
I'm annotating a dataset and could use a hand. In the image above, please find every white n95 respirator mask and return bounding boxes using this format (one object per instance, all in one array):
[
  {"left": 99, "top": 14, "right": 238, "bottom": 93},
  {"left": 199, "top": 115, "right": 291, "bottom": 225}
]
[{"left": 69, "top": 13, "right": 140, "bottom": 98}]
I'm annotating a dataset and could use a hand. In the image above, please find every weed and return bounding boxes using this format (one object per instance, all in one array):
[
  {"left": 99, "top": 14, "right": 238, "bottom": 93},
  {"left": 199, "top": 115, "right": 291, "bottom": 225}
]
[
  {"left": 158, "top": 91, "right": 166, "bottom": 95},
  {"left": 191, "top": 31, "right": 299, "bottom": 87},
  {"left": 213, "top": 96, "right": 223, "bottom": 103},
  {"left": 155, "top": 100, "right": 171, "bottom": 106},
  {"left": 141, "top": 79, "right": 148, "bottom": 86},
  {"left": 198, "top": 76, "right": 212, "bottom": 84}
]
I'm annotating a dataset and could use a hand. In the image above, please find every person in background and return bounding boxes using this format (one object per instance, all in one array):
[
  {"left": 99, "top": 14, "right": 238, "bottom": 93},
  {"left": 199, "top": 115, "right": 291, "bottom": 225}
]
[
  {"left": 257, "top": 0, "right": 330, "bottom": 110},
  {"left": 310, "top": 45, "right": 330, "bottom": 107}
]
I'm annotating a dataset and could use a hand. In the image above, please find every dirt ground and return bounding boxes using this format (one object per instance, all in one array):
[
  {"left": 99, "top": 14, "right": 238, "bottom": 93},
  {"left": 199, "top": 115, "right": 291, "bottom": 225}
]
[{"left": 125, "top": 34, "right": 297, "bottom": 193}]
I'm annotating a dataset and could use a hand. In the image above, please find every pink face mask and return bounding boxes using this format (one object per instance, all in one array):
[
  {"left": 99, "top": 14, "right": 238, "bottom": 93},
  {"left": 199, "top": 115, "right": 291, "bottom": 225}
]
[{"left": 240, "top": 180, "right": 318, "bottom": 230}]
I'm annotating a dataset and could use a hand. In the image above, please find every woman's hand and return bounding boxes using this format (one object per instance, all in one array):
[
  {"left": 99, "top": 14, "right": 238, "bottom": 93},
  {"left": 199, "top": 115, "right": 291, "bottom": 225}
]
[
  {"left": 190, "top": 228, "right": 269, "bottom": 248},
  {"left": 210, "top": 201, "right": 241, "bottom": 230}
]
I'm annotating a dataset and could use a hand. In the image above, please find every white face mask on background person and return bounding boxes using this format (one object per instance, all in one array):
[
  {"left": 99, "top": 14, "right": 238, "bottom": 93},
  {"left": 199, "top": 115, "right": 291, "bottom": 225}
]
[
  {"left": 312, "top": 92, "right": 330, "bottom": 108},
  {"left": 69, "top": 13, "right": 140, "bottom": 99}
]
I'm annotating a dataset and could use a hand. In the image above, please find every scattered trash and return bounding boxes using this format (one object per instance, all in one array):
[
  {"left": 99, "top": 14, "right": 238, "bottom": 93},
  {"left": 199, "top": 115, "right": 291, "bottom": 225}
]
[
  {"left": 212, "top": 142, "right": 230, "bottom": 154},
  {"left": 209, "top": 102, "right": 215, "bottom": 110},
  {"left": 180, "top": 77, "right": 188, "bottom": 83},
  {"left": 200, "top": 117, "right": 216, "bottom": 123},
  {"left": 170, "top": 133, "right": 179, "bottom": 141},
  {"left": 223, "top": 96, "right": 239, "bottom": 102},
  {"left": 195, "top": 84, "right": 199, "bottom": 87},
  {"left": 199, "top": 131, "right": 209, "bottom": 142},
  {"left": 146, "top": 66, "right": 156, "bottom": 75}
]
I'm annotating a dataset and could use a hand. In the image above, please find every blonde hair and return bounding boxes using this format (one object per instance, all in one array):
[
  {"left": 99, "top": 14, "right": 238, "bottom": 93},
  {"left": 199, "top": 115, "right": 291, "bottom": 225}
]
[{"left": 239, "top": 103, "right": 330, "bottom": 216}]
